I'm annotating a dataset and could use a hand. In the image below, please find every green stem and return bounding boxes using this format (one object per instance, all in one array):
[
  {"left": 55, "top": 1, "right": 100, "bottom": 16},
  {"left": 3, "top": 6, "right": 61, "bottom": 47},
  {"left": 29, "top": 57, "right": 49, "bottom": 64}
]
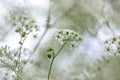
[
  {"left": 47, "top": 40, "right": 67, "bottom": 80},
  {"left": 17, "top": 32, "right": 30, "bottom": 78},
  {"left": 47, "top": 57, "right": 55, "bottom": 80},
  {"left": 54, "top": 41, "right": 67, "bottom": 58},
  {"left": 18, "top": 37, "right": 23, "bottom": 74},
  {"left": 21, "top": 28, "right": 49, "bottom": 70},
  {"left": 21, "top": 0, "right": 52, "bottom": 69}
]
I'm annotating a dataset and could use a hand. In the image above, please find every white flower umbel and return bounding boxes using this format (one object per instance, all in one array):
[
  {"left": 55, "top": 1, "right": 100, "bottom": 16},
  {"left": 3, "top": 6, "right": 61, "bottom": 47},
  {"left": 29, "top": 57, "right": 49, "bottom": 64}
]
[
  {"left": 9, "top": 8, "right": 39, "bottom": 38},
  {"left": 104, "top": 35, "right": 120, "bottom": 56},
  {"left": 55, "top": 29, "right": 82, "bottom": 49}
]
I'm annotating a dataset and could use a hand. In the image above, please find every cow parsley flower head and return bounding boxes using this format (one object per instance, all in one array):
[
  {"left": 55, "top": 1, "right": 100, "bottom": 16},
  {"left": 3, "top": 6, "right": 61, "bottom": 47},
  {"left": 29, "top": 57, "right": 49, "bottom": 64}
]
[
  {"left": 8, "top": 7, "right": 39, "bottom": 38},
  {"left": 55, "top": 29, "right": 82, "bottom": 48},
  {"left": 104, "top": 35, "right": 120, "bottom": 56}
]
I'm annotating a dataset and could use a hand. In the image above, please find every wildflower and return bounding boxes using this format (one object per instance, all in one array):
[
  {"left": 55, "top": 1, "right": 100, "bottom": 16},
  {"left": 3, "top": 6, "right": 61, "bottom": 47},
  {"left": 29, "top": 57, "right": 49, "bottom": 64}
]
[
  {"left": 0, "top": 45, "right": 18, "bottom": 68},
  {"left": 8, "top": 7, "right": 39, "bottom": 38},
  {"left": 104, "top": 35, "right": 120, "bottom": 55},
  {"left": 55, "top": 29, "right": 82, "bottom": 49}
]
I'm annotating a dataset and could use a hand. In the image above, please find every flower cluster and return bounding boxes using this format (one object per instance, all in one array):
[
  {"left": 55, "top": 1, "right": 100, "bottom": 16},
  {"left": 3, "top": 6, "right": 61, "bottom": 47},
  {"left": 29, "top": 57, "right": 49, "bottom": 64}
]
[
  {"left": 9, "top": 8, "right": 39, "bottom": 38},
  {"left": 0, "top": 68, "right": 16, "bottom": 80},
  {"left": 104, "top": 35, "right": 120, "bottom": 56},
  {"left": 0, "top": 46, "right": 30, "bottom": 71},
  {"left": 55, "top": 29, "right": 82, "bottom": 48},
  {"left": 0, "top": 45, "right": 18, "bottom": 68}
]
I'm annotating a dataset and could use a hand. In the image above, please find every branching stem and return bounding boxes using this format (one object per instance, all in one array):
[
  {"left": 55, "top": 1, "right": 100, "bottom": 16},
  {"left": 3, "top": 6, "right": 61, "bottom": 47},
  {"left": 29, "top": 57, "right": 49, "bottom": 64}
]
[{"left": 47, "top": 40, "right": 68, "bottom": 80}]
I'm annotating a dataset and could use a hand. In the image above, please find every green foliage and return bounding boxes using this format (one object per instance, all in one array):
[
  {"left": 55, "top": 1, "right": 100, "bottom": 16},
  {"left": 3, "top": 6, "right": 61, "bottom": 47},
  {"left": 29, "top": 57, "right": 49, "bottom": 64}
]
[{"left": 9, "top": 8, "right": 39, "bottom": 38}]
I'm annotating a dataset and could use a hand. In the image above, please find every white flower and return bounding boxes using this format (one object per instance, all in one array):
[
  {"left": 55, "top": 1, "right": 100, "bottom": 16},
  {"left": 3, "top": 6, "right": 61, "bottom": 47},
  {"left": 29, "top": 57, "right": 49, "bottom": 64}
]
[
  {"left": 0, "top": 45, "right": 18, "bottom": 67},
  {"left": 8, "top": 7, "right": 39, "bottom": 37},
  {"left": 55, "top": 29, "right": 82, "bottom": 48},
  {"left": 104, "top": 35, "right": 120, "bottom": 55}
]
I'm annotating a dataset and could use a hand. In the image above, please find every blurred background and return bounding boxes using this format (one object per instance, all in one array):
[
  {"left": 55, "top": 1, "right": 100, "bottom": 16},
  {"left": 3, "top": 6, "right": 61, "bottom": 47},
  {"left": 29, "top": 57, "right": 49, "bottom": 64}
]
[{"left": 0, "top": 0, "right": 120, "bottom": 80}]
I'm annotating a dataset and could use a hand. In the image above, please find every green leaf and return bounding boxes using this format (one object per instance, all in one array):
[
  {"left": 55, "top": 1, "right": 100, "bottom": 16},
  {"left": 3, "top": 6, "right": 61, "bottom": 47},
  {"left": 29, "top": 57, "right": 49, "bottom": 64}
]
[
  {"left": 47, "top": 47, "right": 53, "bottom": 52},
  {"left": 15, "top": 28, "right": 21, "bottom": 33},
  {"left": 19, "top": 42, "right": 23, "bottom": 45},
  {"left": 47, "top": 54, "right": 52, "bottom": 59}
]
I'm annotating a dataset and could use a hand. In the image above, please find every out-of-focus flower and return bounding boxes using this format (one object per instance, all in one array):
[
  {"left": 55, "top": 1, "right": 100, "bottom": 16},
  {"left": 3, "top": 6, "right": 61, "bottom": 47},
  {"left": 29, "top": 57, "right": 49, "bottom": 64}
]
[
  {"left": 8, "top": 7, "right": 39, "bottom": 38},
  {"left": 104, "top": 35, "right": 120, "bottom": 56},
  {"left": 0, "top": 45, "right": 18, "bottom": 67}
]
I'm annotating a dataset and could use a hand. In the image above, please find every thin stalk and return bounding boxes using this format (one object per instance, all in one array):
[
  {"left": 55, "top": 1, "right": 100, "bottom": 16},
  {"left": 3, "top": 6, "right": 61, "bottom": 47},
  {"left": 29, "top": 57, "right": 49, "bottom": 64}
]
[
  {"left": 21, "top": 27, "right": 49, "bottom": 70},
  {"left": 54, "top": 41, "right": 67, "bottom": 58},
  {"left": 47, "top": 57, "right": 54, "bottom": 80},
  {"left": 21, "top": 0, "right": 52, "bottom": 69},
  {"left": 47, "top": 40, "right": 67, "bottom": 80},
  {"left": 17, "top": 37, "right": 23, "bottom": 74},
  {"left": 17, "top": 31, "right": 30, "bottom": 77}
]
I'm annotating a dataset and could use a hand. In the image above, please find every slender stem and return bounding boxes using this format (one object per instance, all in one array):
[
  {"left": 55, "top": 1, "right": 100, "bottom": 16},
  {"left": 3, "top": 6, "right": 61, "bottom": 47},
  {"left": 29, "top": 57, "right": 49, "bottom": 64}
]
[
  {"left": 21, "top": 28, "right": 49, "bottom": 70},
  {"left": 21, "top": 0, "right": 52, "bottom": 69},
  {"left": 47, "top": 40, "right": 67, "bottom": 80},
  {"left": 54, "top": 41, "right": 67, "bottom": 58},
  {"left": 17, "top": 32, "right": 30, "bottom": 78},
  {"left": 18, "top": 37, "right": 23, "bottom": 74},
  {"left": 47, "top": 57, "right": 55, "bottom": 80}
]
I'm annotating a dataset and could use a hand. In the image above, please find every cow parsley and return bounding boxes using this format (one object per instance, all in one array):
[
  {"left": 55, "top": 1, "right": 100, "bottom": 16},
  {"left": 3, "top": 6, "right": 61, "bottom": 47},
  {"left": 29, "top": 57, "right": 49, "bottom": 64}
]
[
  {"left": 104, "top": 35, "right": 120, "bottom": 56},
  {"left": 55, "top": 29, "right": 82, "bottom": 49},
  {"left": 47, "top": 29, "right": 83, "bottom": 80}
]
